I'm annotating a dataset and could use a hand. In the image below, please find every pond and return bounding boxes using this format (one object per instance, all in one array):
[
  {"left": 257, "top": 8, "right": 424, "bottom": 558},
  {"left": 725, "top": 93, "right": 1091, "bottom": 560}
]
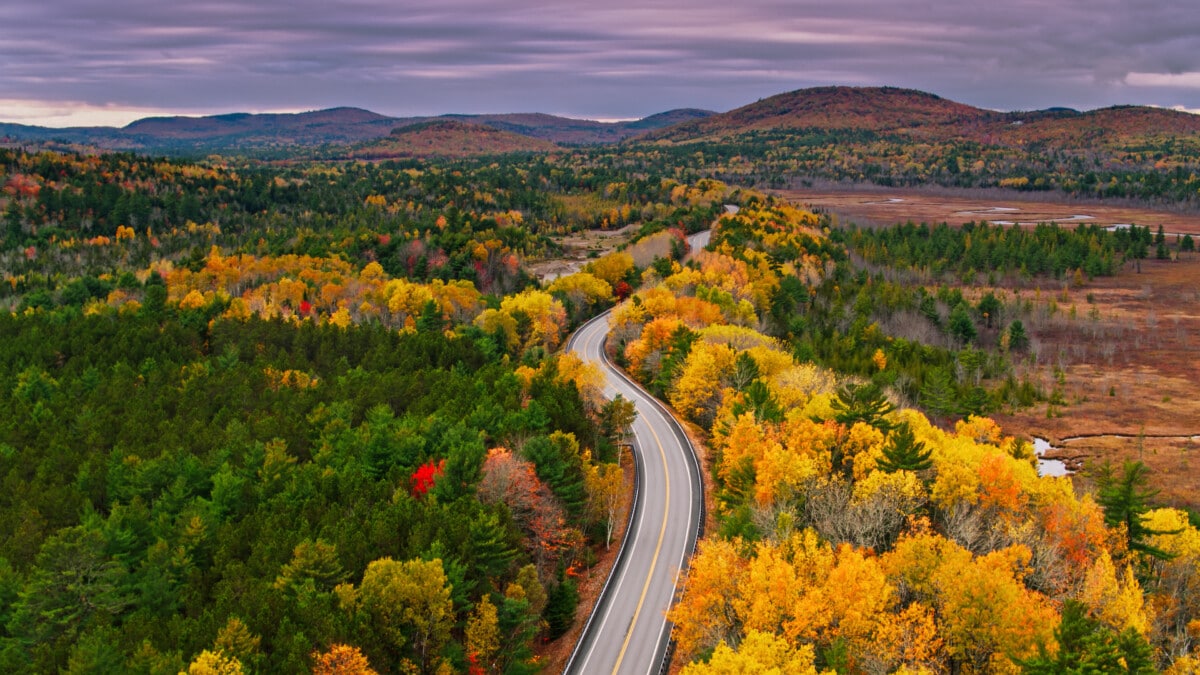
[{"left": 1033, "top": 437, "right": 1072, "bottom": 477}]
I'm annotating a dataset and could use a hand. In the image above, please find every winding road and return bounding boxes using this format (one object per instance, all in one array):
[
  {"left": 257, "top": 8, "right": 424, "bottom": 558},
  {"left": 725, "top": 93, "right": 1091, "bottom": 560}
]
[{"left": 562, "top": 232, "right": 708, "bottom": 675}]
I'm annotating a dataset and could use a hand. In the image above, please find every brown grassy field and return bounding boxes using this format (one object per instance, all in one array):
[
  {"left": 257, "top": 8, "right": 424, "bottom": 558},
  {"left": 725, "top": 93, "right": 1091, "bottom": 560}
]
[
  {"left": 780, "top": 188, "right": 1200, "bottom": 509},
  {"left": 777, "top": 187, "right": 1200, "bottom": 234}
]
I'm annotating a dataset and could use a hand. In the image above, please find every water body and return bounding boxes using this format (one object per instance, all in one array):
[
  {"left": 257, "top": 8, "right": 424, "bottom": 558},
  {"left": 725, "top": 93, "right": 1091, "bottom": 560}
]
[
  {"left": 987, "top": 214, "right": 1094, "bottom": 227},
  {"left": 1061, "top": 433, "right": 1200, "bottom": 443},
  {"left": 1033, "top": 438, "right": 1072, "bottom": 477},
  {"left": 954, "top": 206, "right": 1020, "bottom": 216}
]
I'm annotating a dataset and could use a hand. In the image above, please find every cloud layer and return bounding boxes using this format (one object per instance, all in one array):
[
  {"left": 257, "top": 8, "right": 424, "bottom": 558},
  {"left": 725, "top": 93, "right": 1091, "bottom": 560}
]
[{"left": 3, "top": 0, "right": 1200, "bottom": 126}]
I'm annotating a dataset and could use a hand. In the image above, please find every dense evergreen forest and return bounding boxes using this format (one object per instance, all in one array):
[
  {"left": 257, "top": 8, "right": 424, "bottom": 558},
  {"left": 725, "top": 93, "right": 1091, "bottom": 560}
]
[
  {"left": 3, "top": 140, "right": 1199, "bottom": 673},
  {"left": 835, "top": 220, "right": 1194, "bottom": 280},
  {"left": 0, "top": 307, "right": 631, "bottom": 672}
]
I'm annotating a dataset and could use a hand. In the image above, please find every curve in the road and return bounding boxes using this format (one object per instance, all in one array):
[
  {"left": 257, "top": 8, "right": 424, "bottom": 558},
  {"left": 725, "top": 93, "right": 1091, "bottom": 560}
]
[{"left": 562, "top": 299, "right": 706, "bottom": 673}]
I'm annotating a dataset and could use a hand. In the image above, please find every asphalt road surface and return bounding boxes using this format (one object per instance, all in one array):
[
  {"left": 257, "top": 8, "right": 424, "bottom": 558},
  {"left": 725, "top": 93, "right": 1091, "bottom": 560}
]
[{"left": 562, "top": 231, "right": 708, "bottom": 675}]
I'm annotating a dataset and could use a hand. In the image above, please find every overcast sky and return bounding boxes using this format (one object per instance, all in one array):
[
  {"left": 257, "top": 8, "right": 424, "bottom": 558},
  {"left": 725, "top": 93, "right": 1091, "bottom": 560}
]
[{"left": 3, "top": 0, "right": 1200, "bottom": 127}]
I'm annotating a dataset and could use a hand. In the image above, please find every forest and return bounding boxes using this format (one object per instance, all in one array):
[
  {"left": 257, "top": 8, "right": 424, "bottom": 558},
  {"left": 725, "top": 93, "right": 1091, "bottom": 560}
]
[
  {"left": 0, "top": 302, "right": 646, "bottom": 672},
  {"left": 0, "top": 146, "right": 728, "bottom": 673},
  {"left": 2, "top": 138, "right": 1199, "bottom": 674},
  {"left": 606, "top": 203, "right": 1200, "bottom": 673},
  {"left": 622, "top": 125, "right": 1200, "bottom": 204},
  {"left": 837, "top": 220, "right": 1153, "bottom": 281}
]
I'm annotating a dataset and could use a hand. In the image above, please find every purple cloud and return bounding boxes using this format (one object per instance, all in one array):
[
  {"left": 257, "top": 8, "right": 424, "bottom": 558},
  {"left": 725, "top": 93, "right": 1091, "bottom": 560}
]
[{"left": 2, "top": 0, "right": 1199, "bottom": 125}]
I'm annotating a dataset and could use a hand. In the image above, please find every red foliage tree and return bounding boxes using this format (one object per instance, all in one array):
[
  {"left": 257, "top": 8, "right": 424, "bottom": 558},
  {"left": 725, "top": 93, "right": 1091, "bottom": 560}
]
[
  {"left": 410, "top": 459, "right": 446, "bottom": 497},
  {"left": 478, "top": 448, "right": 573, "bottom": 576}
]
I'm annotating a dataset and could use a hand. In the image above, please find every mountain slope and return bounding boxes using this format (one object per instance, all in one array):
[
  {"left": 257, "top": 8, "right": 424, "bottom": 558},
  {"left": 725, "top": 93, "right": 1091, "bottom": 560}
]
[
  {"left": 347, "top": 119, "right": 560, "bottom": 158},
  {"left": 439, "top": 108, "right": 716, "bottom": 144},
  {"left": 121, "top": 107, "right": 397, "bottom": 141},
  {"left": 645, "top": 85, "right": 1200, "bottom": 148},
  {"left": 647, "top": 87, "right": 993, "bottom": 141}
]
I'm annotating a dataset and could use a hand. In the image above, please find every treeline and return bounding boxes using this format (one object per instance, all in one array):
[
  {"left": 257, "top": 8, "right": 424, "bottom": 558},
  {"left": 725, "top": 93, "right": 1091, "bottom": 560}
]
[
  {"left": 0, "top": 305, "right": 632, "bottom": 673},
  {"left": 609, "top": 129, "right": 1200, "bottom": 204},
  {"left": 835, "top": 220, "right": 1194, "bottom": 282}
]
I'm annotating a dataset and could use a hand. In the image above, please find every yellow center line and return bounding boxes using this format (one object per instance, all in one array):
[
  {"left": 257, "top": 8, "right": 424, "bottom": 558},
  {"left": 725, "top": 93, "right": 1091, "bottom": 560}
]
[{"left": 611, "top": 405, "right": 671, "bottom": 675}]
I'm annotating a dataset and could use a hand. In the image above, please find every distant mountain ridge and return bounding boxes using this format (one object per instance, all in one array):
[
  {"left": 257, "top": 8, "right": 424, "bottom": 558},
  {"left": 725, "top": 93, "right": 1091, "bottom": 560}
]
[
  {"left": 5, "top": 86, "right": 1199, "bottom": 157},
  {"left": 644, "top": 86, "right": 1200, "bottom": 146},
  {"left": 0, "top": 107, "right": 716, "bottom": 154},
  {"left": 121, "top": 106, "right": 395, "bottom": 139}
]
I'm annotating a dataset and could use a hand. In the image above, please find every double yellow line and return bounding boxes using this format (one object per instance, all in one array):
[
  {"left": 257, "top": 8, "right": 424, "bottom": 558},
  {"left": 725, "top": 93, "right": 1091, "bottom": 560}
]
[{"left": 610, "top": 410, "right": 671, "bottom": 674}]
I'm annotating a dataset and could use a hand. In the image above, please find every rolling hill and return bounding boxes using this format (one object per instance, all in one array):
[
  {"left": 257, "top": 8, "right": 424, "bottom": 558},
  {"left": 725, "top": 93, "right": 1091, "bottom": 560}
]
[
  {"left": 6, "top": 86, "right": 1199, "bottom": 174},
  {"left": 0, "top": 107, "right": 715, "bottom": 154},
  {"left": 643, "top": 85, "right": 1200, "bottom": 148},
  {"left": 346, "top": 119, "right": 560, "bottom": 158},
  {"left": 647, "top": 86, "right": 992, "bottom": 139}
]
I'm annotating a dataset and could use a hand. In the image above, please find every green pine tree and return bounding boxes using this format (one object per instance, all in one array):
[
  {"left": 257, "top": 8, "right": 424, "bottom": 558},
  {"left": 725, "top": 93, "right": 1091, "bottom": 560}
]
[
  {"left": 876, "top": 422, "right": 933, "bottom": 473},
  {"left": 831, "top": 382, "right": 896, "bottom": 431},
  {"left": 1020, "top": 600, "right": 1155, "bottom": 674},
  {"left": 948, "top": 301, "right": 977, "bottom": 344},
  {"left": 1094, "top": 460, "right": 1180, "bottom": 560},
  {"left": 416, "top": 299, "right": 444, "bottom": 332},
  {"left": 919, "top": 367, "right": 960, "bottom": 419},
  {"left": 544, "top": 572, "right": 579, "bottom": 639},
  {"left": 977, "top": 291, "right": 1001, "bottom": 329},
  {"left": 733, "top": 380, "right": 784, "bottom": 424},
  {"left": 1007, "top": 320, "right": 1030, "bottom": 351}
]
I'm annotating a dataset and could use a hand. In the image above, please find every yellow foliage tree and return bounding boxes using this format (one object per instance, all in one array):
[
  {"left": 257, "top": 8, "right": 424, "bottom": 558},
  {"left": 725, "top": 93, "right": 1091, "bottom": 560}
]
[
  {"left": 183, "top": 650, "right": 243, "bottom": 675},
  {"left": 733, "top": 540, "right": 803, "bottom": 635},
  {"left": 548, "top": 272, "right": 612, "bottom": 312},
  {"left": 884, "top": 533, "right": 1057, "bottom": 672},
  {"left": 669, "top": 341, "right": 736, "bottom": 425},
  {"left": 179, "top": 289, "right": 208, "bottom": 310},
  {"left": 784, "top": 543, "right": 894, "bottom": 656},
  {"left": 474, "top": 309, "right": 518, "bottom": 349},
  {"left": 1078, "top": 550, "right": 1150, "bottom": 635},
  {"left": 497, "top": 289, "right": 568, "bottom": 351},
  {"left": 555, "top": 352, "right": 605, "bottom": 411},
  {"left": 668, "top": 537, "right": 747, "bottom": 660},
  {"left": 754, "top": 436, "right": 820, "bottom": 507},
  {"left": 769, "top": 364, "right": 837, "bottom": 410},
  {"left": 430, "top": 279, "right": 483, "bottom": 323},
  {"left": 379, "top": 278, "right": 435, "bottom": 328},
  {"left": 213, "top": 617, "right": 260, "bottom": 667},
  {"left": 873, "top": 602, "right": 945, "bottom": 673},
  {"left": 465, "top": 595, "right": 500, "bottom": 673},
  {"left": 328, "top": 307, "right": 352, "bottom": 329},
  {"left": 680, "top": 630, "right": 823, "bottom": 675},
  {"left": 638, "top": 286, "right": 678, "bottom": 318},
  {"left": 584, "top": 251, "right": 634, "bottom": 288},
  {"left": 357, "top": 557, "right": 454, "bottom": 674},
  {"left": 311, "top": 644, "right": 378, "bottom": 675},
  {"left": 584, "top": 461, "right": 624, "bottom": 549}
]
